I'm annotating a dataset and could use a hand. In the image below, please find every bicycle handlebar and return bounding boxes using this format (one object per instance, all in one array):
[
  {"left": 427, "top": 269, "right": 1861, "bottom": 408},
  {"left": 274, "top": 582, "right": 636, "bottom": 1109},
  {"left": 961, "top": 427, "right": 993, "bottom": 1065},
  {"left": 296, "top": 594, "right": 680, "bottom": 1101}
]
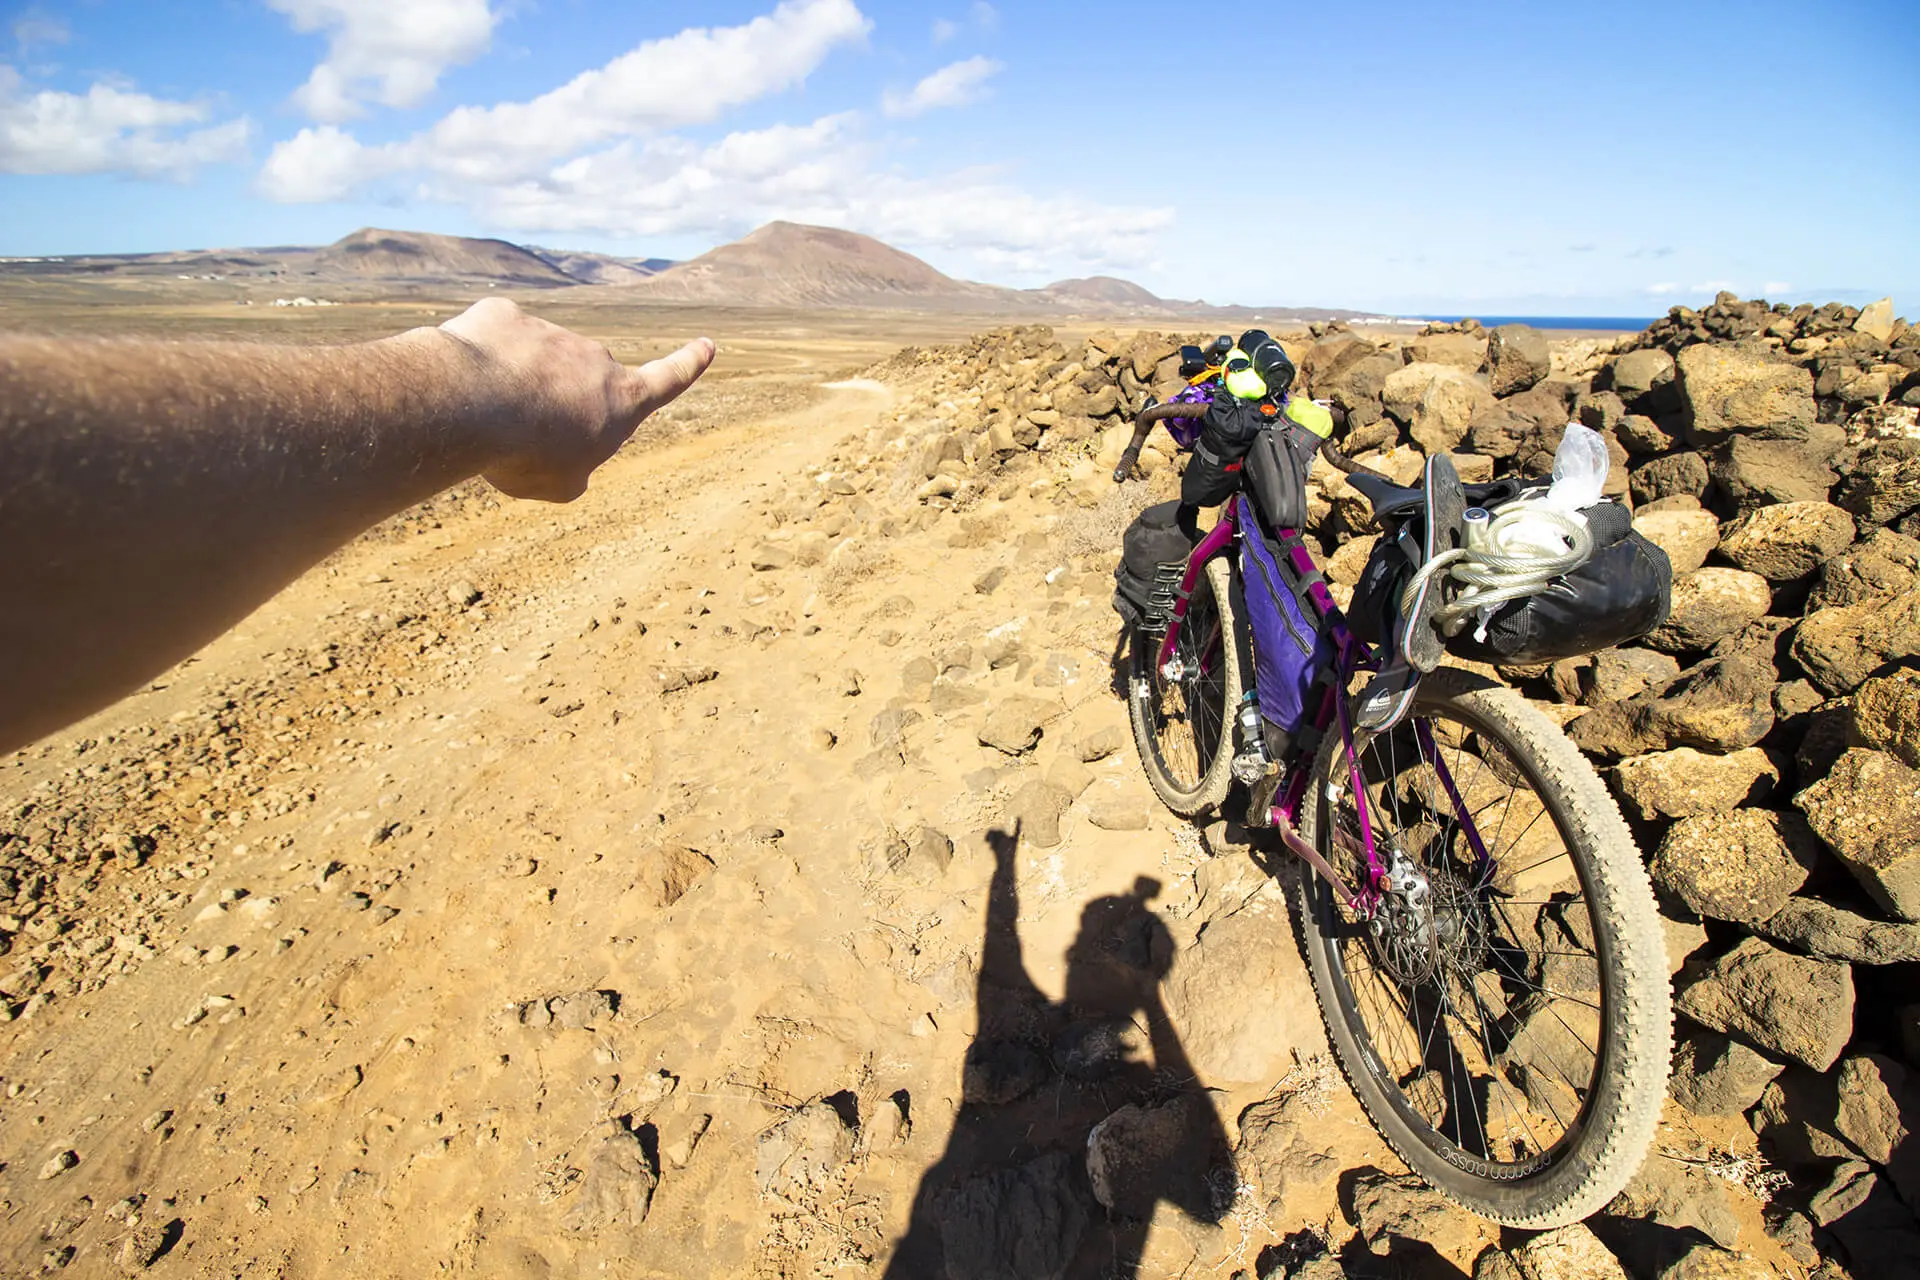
[
  {"left": 1111, "top": 391, "right": 1391, "bottom": 487},
  {"left": 1111, "top": 401, "right": 1208, "bottom": 483}
]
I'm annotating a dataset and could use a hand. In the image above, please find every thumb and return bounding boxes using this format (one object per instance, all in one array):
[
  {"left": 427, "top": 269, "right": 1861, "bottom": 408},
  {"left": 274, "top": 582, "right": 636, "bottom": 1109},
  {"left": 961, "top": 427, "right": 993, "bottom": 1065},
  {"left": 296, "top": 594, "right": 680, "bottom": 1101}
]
[{"left": 627, "top": 337, "right": 716, "bottom": 416}]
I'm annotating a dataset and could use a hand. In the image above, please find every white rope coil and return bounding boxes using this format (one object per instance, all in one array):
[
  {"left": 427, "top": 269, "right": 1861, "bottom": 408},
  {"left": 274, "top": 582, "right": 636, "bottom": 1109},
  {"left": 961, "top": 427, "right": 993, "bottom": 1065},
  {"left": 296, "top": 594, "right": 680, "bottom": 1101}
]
[{"left": 1399, "top": 500, "right": 1595, "bottom": 637}]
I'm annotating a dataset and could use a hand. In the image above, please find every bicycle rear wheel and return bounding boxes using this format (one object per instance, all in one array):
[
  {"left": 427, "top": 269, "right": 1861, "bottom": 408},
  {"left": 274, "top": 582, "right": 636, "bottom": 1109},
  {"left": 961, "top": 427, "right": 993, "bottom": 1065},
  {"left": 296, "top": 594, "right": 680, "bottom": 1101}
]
[
  {"left": 1127, "top": 556, "right": 1240, "bottom": 816},
  {"left": 1294, "top": 666, "right": 1669, "bottom": 1226}
]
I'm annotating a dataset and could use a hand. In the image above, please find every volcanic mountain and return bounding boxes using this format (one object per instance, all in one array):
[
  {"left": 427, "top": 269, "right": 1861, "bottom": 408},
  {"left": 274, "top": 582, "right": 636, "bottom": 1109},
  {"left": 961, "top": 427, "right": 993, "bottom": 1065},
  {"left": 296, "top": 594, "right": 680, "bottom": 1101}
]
[
  {"left": 313, "top": 229, "right": 579, "bottom": 287},
  {"left": 1037, "top": 276, "right": 1173, "bottom": 309},
  {"left": 621, "top": 221, "right": 1015, "bottom": 309}
]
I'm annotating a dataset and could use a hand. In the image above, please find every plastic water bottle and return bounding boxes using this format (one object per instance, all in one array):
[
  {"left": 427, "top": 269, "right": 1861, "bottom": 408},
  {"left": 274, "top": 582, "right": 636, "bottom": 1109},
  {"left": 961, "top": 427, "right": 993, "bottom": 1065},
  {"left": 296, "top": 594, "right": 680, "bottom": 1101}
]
[
  {"left": 1237, "top": 698, "right": 1266, "bottom": 751},
  {"left": 1233, "top": 693, "right": 1268, "bottom": 783}
]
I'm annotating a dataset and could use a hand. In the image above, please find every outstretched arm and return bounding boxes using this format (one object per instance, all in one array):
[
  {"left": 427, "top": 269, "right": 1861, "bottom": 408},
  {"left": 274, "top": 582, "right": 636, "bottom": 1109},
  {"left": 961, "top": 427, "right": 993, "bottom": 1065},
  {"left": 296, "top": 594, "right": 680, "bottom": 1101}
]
[{"left": 0, "top": 297, "right": 714, "bottom": 754}]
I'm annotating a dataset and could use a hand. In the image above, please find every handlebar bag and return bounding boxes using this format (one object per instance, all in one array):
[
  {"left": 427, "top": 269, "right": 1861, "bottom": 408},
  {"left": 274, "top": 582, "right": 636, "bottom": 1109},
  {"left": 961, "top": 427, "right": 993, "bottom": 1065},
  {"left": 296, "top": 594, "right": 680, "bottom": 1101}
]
[
  {"left": 1240, "top": 506, "right": 1337, "bottom": 755},
  {"left": 1180, "top": 396, "right": 1270, "bottom": 508},
  {"left": 1112, "top": 501, "right": 1198, "bottom": 630}
]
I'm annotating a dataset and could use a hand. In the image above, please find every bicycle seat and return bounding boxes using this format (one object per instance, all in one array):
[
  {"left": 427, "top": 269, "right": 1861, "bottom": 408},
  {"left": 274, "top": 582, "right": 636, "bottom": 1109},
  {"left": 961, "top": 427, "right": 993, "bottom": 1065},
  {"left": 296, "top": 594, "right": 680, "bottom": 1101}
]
[
  {"left": 1347, "top": 472, "right": 1427, "bottom": 517},
  {"left": 1348, "top": 470, "right": 1524, "bottom": 519}
]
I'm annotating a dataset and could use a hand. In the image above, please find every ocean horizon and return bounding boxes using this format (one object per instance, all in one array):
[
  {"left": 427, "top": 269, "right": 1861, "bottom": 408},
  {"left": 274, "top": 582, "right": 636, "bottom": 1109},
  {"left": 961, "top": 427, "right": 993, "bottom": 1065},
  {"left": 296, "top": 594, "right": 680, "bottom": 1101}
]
[{"left": 1415, "top": 314, "right": 1656, "bottom": 332}]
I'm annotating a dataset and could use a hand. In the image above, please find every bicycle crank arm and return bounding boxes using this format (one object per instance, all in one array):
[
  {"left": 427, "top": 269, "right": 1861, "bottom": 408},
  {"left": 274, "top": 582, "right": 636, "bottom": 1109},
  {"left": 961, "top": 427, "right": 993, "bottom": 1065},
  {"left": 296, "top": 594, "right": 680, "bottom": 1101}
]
[{"left": 1270, "top": 808, "right": 1367, "bottom": 913}]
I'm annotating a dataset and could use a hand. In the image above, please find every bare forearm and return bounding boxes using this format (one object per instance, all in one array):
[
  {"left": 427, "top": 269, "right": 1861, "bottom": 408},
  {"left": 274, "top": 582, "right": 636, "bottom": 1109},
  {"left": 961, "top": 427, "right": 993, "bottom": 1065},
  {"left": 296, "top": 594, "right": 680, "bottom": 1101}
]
[
  {"left": 0, "top": 329, "right": 500, "bottom": 752},
  {"left": 0, "top": 299, "right": 712, "bottom": 755}
]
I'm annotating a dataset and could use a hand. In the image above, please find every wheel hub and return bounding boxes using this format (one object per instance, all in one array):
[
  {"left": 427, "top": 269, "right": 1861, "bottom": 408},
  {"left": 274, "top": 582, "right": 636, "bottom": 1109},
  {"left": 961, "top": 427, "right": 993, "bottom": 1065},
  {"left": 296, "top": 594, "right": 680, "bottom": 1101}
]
[{"left": 1370, "top": 853, "right": 1488, "bottom": 986}]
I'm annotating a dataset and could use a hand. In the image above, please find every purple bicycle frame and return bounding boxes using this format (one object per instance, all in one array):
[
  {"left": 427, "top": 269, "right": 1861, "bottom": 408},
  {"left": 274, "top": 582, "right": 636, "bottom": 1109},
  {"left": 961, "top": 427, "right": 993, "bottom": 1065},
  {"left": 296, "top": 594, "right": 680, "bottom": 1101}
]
[{"left": 1152, "top": 494, "right": 1495, "bottom": 915}]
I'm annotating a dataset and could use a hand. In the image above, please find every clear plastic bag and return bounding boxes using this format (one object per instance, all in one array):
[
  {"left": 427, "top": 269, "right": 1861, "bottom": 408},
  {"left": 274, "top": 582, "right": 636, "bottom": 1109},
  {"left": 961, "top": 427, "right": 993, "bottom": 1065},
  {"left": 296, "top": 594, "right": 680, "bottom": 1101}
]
[{"left": 1546, "top": 423, "right": 1609, "bottom": 513}]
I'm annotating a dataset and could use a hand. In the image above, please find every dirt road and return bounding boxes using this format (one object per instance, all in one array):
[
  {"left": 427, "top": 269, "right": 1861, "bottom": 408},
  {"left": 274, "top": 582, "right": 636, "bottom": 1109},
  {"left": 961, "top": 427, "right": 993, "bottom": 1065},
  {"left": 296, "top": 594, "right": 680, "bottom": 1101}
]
[{"left": 0, "top": 309, "right": 1398, "bottom": 1279}]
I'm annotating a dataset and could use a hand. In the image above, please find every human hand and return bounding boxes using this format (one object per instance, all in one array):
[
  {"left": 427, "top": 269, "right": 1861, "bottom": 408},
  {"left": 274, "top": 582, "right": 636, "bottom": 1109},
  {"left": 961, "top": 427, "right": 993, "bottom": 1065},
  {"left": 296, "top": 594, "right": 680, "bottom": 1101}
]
[{"left": 432, "top": 297, "right": 716, "bottom": 501}]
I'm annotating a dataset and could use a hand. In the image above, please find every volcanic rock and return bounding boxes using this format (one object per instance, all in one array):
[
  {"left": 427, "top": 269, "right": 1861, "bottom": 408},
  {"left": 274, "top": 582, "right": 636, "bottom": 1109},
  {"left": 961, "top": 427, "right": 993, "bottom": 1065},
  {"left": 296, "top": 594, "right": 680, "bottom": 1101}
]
[
  {"left": 1795, "top": 748, "right": 1920, "bottom": 921},
  {"left": 1753, "top": 896, "right": 1920, "bottom": 965},
  {"left": 1715, "top": 502, "right": 1856, "bottom": 581},
  {"left": 1650, "top": 807, "right": 1818, "bottom": 923},
  {"left": 1793, "top": 586, "right": 1920, "bottom": 694},
  {"left": 1850, "top": 668, "right": 1920, "bottom": 767},
  {"left": 1807, "top": 527, "right": 1920, "bottom": 609},
  {"left": 1614, "top": 746, "right": 1782, "bottom": 822},
  {"left": 1673, "top": 936, "right": 1854, "bottom": 1070},
  {"left": 1669, "top": 1030, "right": 1787, "bottom": 1117},
  {"left": 1630, "top": 453, "right": 1710, "bottom": 505},
  {"left": 1835, "top": 437, "right": 1920, "bottom": 524},
  {"left": 931, "top": 1153, "right": 1089, "bottom": 1277},
  {"left": 1383, "top": 363, "right": 1495, "bottom": 454},
  {"left": 1609, "top": 348, "right": 1678, "bottom": 416},
  {"left": 1405, "top": 331, "right": 1487, "bottom": 373},
  {"left": 1487, "top": 324, "right": 1551, "bottom": 396},
  {"left": 1675, "top": 342, "right": 1816, "bottom": 446},
  {"left": 1646, "top": 570, "right": 1771, "bottom": 653}
]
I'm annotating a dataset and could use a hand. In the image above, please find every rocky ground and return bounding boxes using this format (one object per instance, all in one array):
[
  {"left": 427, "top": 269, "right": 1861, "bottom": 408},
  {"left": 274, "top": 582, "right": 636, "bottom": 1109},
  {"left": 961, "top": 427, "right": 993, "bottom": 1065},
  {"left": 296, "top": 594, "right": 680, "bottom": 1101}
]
[{"left": 2, "top": 294, "right": 1916, "bottom": 1278}]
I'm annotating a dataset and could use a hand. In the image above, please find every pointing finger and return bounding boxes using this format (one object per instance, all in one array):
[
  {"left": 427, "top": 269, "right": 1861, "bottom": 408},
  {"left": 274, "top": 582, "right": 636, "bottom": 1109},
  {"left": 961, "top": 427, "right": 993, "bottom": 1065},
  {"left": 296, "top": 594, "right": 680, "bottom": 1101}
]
[{"left": 627, "top": 337, "right": 716, "bottom": 416}]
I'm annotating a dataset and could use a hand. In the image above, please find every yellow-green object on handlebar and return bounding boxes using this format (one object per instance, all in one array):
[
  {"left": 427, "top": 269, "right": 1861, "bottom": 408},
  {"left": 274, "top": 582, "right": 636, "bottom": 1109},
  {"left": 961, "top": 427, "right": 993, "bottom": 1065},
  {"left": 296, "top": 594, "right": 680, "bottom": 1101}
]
[
  {"left": 1284, "top": 398, "right": 1335, "bottom": 439},
  {"left": 1222, "top": 349, "right": 1266, "bottom": 400}
]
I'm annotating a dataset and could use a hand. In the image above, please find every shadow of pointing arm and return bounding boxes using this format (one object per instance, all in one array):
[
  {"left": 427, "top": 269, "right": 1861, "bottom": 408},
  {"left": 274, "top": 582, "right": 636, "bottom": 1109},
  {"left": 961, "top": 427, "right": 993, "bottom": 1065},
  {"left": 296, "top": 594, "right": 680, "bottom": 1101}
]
[{"left": 977, "top": 824, "right": 1043, "bottom": 1001}]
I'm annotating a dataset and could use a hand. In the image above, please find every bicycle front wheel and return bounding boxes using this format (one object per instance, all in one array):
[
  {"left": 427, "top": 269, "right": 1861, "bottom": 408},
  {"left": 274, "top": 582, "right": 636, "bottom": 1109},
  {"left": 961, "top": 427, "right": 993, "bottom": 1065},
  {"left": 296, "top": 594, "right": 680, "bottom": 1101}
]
[
  {"left": 1294, "top": 666, "right": 1669, "bottom": 1226},
  {"left": 1127, "top": 556, "right": 1241, "bottom": 816}
]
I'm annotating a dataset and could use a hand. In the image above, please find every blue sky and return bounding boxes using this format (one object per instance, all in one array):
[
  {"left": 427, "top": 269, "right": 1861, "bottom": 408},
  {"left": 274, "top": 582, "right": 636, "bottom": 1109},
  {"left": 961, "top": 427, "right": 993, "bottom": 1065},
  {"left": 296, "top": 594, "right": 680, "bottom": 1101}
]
[{"left": 2, "top": 0, "right": 1915, "bottom": 315}]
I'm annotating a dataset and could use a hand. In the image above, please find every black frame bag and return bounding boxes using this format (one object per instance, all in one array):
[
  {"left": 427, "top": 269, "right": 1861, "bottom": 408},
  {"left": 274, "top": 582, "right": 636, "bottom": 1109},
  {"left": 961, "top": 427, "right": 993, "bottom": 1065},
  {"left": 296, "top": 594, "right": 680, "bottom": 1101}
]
[{"left": 1241, "top": 420, "right": 1322, "bottom": 531}]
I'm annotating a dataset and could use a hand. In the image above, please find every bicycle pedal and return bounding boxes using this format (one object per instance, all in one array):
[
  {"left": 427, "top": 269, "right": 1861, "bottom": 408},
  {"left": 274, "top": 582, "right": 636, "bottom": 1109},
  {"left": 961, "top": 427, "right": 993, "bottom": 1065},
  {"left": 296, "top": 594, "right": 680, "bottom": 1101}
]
[
  {"left": 1230, "top": 751, "right": 1269, "bottom": 786},
  {"left": 1244, "top": 771, "right": 1282, "bottom": 827}
]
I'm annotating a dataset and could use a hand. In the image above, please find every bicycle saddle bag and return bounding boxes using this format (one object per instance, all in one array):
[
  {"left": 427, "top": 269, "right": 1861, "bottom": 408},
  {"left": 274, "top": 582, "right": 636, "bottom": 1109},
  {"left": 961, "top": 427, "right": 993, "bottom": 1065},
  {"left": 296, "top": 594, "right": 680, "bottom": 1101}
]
[{"left": 1350, "top": 498, "right": 1673, "bottom": 665}]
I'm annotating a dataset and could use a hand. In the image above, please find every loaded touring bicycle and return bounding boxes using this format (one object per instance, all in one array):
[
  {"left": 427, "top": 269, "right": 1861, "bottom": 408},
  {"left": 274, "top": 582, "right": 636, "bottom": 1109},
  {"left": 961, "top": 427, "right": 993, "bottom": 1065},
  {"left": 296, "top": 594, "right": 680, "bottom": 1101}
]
[{"left": 1109, "top": 332, "right": 1675, "bottom": 1226}]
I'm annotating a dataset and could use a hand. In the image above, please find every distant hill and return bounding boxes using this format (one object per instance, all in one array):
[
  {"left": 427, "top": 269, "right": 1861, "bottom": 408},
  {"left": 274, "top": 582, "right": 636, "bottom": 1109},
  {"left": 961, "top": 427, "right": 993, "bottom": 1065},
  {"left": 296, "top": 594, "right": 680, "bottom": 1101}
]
[
  {"left": 621, "top": 221, "right": 1012, "bottom": 310},
  {"left": 1038, "top": 276, "right": 1172, "bottom": 308},
  {"left": 527, "top": 246, "right": 675, "bottom": 285},
  {"left": 316, "top": 229, "right": 577, "bottom": 287}
]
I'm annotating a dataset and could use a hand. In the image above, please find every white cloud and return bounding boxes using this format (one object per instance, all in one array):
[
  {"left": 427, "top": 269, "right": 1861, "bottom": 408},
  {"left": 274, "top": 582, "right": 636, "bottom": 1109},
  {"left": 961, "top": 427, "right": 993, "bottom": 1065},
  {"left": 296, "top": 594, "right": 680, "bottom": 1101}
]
[
  {"left": 257, "top": 123, "right": 392, "bottom": 201},
  {"left": 0, "top": 66, "right": 250, "bottom": 177},
  {"left": 12, "top": 12, "right": 70, "bottom": 51},
  {"left": 883, "top": 55, "right": 1000, "bottom": 117},
  {"left": 1690, "top": 279, "right": 1737, "bottom": 293},
  {"left": 1646, "top": 282, "right": 1681, "bottom": 295},
  {"left": 440, "top": 113, "right": 1170, "bottom": 279},
  {"left": 419, "top": 0, "right": 869, "bottom": 181},
  {"left": 1763, "top": 280, "right": 1792, "bottom": 296},
  {"left": 261, "top": 0, "right": 873, "bottom": 193},
  {"left": 932, "top": 3, "right": 995, "bottom": 42},
  {"left": 267, "top": 0, "right": 498, "bottom": 122}
]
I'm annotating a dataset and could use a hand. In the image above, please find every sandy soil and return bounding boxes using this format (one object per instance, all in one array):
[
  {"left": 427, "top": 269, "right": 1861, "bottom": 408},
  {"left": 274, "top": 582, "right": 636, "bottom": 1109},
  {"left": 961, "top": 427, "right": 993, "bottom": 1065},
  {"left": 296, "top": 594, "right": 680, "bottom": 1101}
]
[{"left": 0, "top": 294, "right": 1784, "bottom": 1279}]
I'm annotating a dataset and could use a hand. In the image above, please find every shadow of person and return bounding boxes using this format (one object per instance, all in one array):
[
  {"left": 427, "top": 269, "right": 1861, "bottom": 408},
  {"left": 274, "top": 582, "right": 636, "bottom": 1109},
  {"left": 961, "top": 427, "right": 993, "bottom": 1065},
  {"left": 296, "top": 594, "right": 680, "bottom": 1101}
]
[{"left": 885, "top": 824, "right": 1235, "bottom": 1279}]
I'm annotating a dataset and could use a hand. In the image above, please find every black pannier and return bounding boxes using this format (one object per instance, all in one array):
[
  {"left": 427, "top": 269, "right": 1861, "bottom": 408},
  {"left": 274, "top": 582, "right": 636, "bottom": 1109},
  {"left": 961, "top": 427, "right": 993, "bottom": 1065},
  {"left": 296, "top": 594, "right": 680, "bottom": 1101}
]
[
  {"left": 1350, "top": 498, "right": 1673, "bottom": 665},
  {"left": 1113, "top": 501, "right": 1197, "bottom": 631}
]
